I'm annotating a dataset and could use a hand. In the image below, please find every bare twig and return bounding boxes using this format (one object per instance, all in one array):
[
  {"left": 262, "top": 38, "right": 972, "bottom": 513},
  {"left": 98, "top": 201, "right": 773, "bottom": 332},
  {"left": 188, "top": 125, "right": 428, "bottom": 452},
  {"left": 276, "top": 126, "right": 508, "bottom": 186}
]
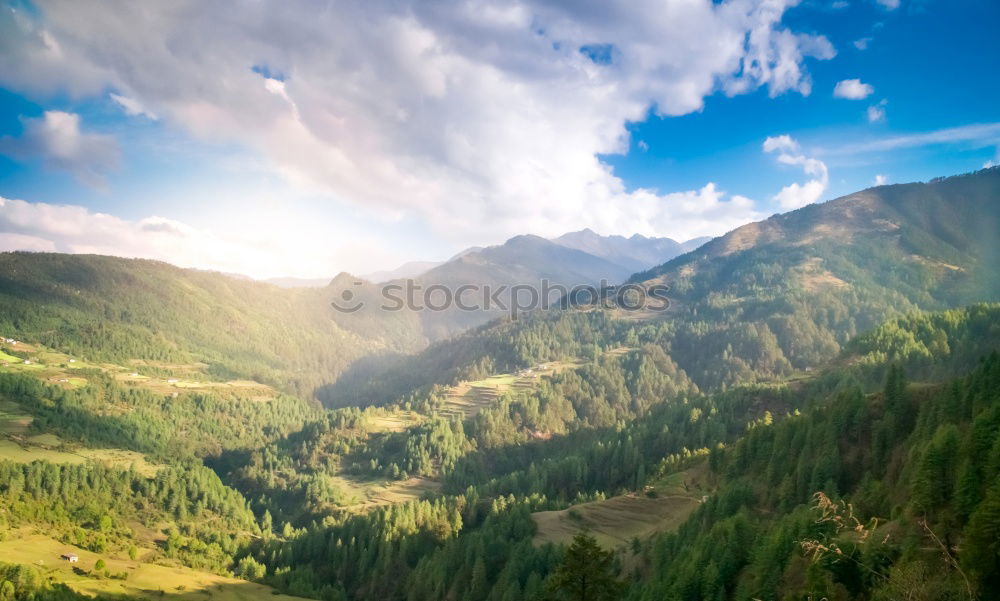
[{"left": 919, "top": 519, "right": 975, "bottom": 601}]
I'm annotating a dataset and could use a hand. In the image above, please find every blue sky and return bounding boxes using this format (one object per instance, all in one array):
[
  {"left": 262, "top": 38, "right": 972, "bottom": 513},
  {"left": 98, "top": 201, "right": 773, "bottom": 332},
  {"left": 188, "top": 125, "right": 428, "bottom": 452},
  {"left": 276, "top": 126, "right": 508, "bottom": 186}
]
[
  {"left": 605, "top": 0, "right": 1000, "bottom": 203},
  {"left": 0, "top": 0, "right": 998, "bottom": 278}
]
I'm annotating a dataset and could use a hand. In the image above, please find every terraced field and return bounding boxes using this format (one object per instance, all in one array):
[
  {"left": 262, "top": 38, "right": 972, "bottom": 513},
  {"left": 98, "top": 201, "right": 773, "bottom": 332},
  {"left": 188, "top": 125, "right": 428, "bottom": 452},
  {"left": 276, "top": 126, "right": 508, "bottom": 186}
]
[
  {"left": 532, "top": 494, "right": 701, "bottom": 548},
  {"left": 439, "top": 360, "right": 585, "bottom": 419},
  {"left": 0, "top": 340, "right": 282, "bottom": 400},
  {"left": 532, "top": 464, "right": 711, "bottom": 549},
  {"left": 327, "top": 475, "right": 442, "bottom": 512}
]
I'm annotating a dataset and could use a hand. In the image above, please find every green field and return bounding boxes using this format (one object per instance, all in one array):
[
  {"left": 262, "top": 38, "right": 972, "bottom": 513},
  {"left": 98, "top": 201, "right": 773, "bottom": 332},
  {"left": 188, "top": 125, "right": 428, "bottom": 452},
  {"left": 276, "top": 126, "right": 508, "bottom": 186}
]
[
  {"left": 368, "top": 409, "right": 425, "bottom": 432},
  {"left": 532, "top": 464, "right": 711, "bottom": 549},
  {"left": 118, "top": 373, "right": 279, "bottom": 400},
  {"left": 0, "top": 339, "right": 287, "bottom": 401},
  {"left": 440, "top": 360, "right": 583, "bottom": 419},
  {"left": 0, "top": 439, "right": 162, "bottom": 476},
  {"left": 327, "top": 475, "right": 440, "bottom": 511},
  {"left": 0, "top": 533, "right": 313, "bottom": 601},
  {"left": 0, "top": 399, "right": 161, "bottom": 476},
  {"left": 0, "top": 349, "right": 22, "bottom": 363},
  {"left": 532, "top": 494, "right": 701, "bottom": 549},
  {"left": 0, "top": 399, "right": 31, "bottom": 433}
]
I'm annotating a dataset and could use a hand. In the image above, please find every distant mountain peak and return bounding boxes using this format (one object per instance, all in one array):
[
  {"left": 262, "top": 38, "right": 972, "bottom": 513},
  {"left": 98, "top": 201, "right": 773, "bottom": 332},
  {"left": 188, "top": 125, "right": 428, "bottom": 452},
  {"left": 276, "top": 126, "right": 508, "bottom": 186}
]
[
  {"left": 361, "top": 260, "right": 441, "bottom": 283},
  {"left": 551, "top": 229, "right": 691, "bottom": 273},
  {"left": 504, "top": 233, "right": 550, "bottom": 246},
  {"left": 329, "top": 271, "right": 365, "bottom": 287}
]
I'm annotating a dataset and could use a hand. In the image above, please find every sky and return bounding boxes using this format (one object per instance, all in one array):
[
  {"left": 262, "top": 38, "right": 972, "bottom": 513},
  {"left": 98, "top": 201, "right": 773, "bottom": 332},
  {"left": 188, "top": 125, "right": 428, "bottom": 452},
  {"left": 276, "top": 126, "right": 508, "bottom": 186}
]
[{"left": 0, "top": 0, "right": 998, "bottom": 279}]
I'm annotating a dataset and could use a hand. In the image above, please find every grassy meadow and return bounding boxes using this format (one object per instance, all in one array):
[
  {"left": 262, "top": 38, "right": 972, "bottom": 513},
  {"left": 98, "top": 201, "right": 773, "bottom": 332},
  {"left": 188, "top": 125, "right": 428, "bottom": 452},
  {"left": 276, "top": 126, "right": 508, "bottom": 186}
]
[{"left": 0, "top": 533, "right": 309, "bottom": 601}]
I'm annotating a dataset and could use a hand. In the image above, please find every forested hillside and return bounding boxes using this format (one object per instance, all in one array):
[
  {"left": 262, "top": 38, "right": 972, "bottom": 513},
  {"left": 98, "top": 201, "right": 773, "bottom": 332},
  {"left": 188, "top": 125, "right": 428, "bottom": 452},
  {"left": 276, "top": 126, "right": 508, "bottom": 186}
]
[
  {"left": 2, "top": 301, "right": 999, "bottom": 601},
  {"left": 630, "top": 167, "right": 1000, "bottom": 385},
  {"left": 0, "top": 253, "right": 424, "bottom": 397},
  {"left": 631, "top": 352, "right": 1000, "bottom": 600},
  {"left": 225, "top": 305, "right": 1000, "bottom": 601},
  {"left": 327, "top": 168, "right": 1000, "bottom": 406}
]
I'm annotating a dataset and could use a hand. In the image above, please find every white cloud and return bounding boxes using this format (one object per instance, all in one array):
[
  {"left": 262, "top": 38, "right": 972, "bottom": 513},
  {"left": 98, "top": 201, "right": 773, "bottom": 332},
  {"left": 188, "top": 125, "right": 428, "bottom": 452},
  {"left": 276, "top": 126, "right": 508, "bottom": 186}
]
[
  {"left": 0, "top": 0, "right": 832, "bottom": 247},
  {"left": 866, "top": 98, "right": 888, "bottom": 123},
  {"left": 874, "top": 174, "right": 887, "bottom": 185},
  {"left": 0, "top": 232, "right": 58, "bottom": 252},
  {"left": 763, "top": 134, "right": 799, "bottom": 153},
  {"left": 853, "top": 37, "right": 872, "bottom": 50},
  {"left": 0, "top": 195, "right": 405, "bottom": 279},
  {"left": 763, "top": 134, "right": 829, "bottom": 209},
  {"left": 876, "top": 0, "right": 900, "bottom": 9},
  {"left": 110, "top": 93, "right": 157, "bottom": 119},
  {"left": 833, "top": 78, "right": 874, "bottom": 99},
  {"left": 984, "top": 148, "right": 999, "bottom": 169},
  {"left": 0, "top": 111, "right": 119, "bottom": 188},
  {"left": 824, "top": 122, "right": 1000, "bottom": 156}
]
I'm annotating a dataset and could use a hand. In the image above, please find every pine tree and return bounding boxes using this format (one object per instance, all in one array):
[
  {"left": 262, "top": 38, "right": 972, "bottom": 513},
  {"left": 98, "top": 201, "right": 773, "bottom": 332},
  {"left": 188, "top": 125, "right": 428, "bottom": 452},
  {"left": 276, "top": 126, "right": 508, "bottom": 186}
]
[
  {"left": 544, "top": 533, "right": 623, "bottom": 601},
  {"left": 469, "top": 556, "right": 488, "bottom": 599},
  {"left": 961, "top": 483, "right": 1000, "bottom": 593}
]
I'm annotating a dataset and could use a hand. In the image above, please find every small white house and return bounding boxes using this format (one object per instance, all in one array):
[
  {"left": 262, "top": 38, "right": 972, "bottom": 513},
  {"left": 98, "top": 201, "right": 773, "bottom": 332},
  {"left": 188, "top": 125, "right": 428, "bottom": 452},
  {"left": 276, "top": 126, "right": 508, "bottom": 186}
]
[
  {"left": 61, "top": 553, "right": 79, "bottom": 563},
  {"left": 23, "top": 360, "right": 31, "bottom": 365}
]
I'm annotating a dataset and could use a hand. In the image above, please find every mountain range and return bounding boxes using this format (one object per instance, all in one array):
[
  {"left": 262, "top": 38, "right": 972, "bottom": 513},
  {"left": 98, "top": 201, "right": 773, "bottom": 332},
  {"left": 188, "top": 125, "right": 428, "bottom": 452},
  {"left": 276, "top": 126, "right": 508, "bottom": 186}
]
[
  {"left": 553, "top": 229, "right": 710, "bottom": 273},
  {"left": 324, "top": 166, "right": 1000, "bottom": 403},
  {"left": 266, "top": 230, "right": 707, "bottom": 288},
  {"left": 3, "top": 168, "right": 997, "bottom": 399},
  {"left": 332, "top": 230, "right": 710, "bottom": 337},
  {"left": 0, "top": 168, "right": 999, "bottom": 601}
]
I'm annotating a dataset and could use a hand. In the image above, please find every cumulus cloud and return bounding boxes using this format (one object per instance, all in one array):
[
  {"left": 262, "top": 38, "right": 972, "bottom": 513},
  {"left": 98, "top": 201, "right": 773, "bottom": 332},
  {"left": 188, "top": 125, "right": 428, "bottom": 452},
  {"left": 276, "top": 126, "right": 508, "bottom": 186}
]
[
  {"left": 762, "top": 134, "right": 799, "bottom": 153},
  {"left": 0, "top": 232, "right": 58, "bottom": 252},
  {"left": 876, "top": 0, "right": 900, "bottom": 9},
  {"left": 0, "top": 111, "right": 119, "bottom": 188},
  {"left": 853, "top": 37, "right": 872, "bottom": 50},
  {"left": 763, "top": 135, "right": 829, "bottom": 209},
  {"left": 874, "top": 174, "right": 887, "bottom": 185},
  {"left": 0, "top": 0, "right": 832, "bottom": 246},
  {"left": 833, "top": 78, "right": 874, "bottom": 99}
]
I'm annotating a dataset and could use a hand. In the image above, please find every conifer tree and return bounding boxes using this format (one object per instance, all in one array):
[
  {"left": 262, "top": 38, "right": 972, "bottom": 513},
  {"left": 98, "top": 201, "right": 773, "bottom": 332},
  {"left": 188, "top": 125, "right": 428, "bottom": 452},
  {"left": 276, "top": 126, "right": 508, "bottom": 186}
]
[{"left": 544, "top": 533, "right": 623, "bottom": 601}]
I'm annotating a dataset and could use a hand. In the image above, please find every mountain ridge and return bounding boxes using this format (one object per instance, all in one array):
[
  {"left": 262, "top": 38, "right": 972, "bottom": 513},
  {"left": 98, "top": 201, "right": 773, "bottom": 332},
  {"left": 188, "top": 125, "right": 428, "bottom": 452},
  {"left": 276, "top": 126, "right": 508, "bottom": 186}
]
[{"left": 324, "top": 167, "right": 1000, "bottom": 404}]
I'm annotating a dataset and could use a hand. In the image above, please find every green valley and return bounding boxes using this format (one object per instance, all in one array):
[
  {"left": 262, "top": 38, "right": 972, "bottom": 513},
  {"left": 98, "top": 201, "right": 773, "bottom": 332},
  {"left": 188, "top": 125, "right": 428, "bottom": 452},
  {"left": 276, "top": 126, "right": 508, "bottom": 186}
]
[{"left": 1, "top": 169, "right": 999, "bottom": 601}]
